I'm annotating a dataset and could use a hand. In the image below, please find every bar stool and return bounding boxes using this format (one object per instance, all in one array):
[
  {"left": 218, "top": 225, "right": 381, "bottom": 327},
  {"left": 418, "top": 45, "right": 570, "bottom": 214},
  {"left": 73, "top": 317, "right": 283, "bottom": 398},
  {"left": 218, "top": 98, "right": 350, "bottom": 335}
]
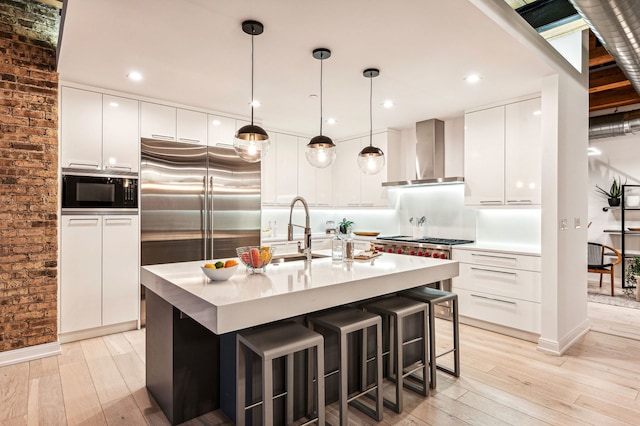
[
  {"left": 307, "top": 307, "right": 383, "bottom": 425},
  {"left": 236, "top": 321, "right": 325, "bottom": 426},
  {"left": 362, "top": 296, "right": 429, "bottom": 413},
  {"left": 400, "top": 286, "right": 460, "bottom": 389}
]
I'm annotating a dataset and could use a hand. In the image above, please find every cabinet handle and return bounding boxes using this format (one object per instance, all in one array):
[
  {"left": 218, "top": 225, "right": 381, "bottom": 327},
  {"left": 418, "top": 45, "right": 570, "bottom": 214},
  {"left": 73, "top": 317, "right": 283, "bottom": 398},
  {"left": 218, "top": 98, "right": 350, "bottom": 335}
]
[
  {"left": 470, "top": 267, "right": 517, "bottom": 276},
  {"left": 347, "top": 203, "right": 360, "bottom": 206},
  {"left": 151, "top": 134, "right": 176, "bottom": 141},
  {"left": 178, "top": 137, "right": 201, "bottom": 143},
  {"left": 105, "top": 217, "right": 132, "bottom": 223},
  {"left": 105, "top": 164, "right": 132, "bottom": 171},
  {"left": 360, "top": 203, "right": 374, "bottom": 207},
  {"left": 471, "top": 294, "right": 517, "bottom": 305},
  {"left": 68, "top": 218, "right": 99, "bottom": 223},
  {"left": 471, "top": 253, "right": 517, "bottom": 261},
  {"left": 67, "top": 161, "right": 99, "bottom": 169},
  {"left": 506, "top": 200, "right": 532, "bottom": 204},
  {"left": 480, "top": 200, "right": 502, "bottom": 205}
]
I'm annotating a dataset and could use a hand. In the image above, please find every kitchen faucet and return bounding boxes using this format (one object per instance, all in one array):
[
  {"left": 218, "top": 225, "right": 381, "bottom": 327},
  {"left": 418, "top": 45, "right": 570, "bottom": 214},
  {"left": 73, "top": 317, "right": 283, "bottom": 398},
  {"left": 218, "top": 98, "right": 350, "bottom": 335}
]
[{"left": 288, "top": 196, "right": 312, "bottom": 261}]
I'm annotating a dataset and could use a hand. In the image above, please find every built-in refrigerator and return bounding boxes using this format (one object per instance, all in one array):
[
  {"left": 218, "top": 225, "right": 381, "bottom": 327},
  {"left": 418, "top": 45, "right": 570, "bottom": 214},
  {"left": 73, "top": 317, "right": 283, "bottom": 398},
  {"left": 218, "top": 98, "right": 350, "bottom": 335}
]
[{"left": 140, "top": 139, "right": 261, "bottom": 266}]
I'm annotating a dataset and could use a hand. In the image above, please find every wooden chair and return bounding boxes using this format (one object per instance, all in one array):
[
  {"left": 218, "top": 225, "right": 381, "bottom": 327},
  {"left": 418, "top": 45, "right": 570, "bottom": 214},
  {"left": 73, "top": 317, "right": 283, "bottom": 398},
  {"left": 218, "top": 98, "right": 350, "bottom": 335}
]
[{"left": 588, "top": 242, "right": 622, "bottom": 296}]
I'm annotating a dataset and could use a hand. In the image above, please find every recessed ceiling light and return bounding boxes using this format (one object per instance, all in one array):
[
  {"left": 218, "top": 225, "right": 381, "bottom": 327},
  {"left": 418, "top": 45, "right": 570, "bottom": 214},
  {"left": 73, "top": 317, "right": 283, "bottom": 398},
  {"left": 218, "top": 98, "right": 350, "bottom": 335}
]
[
  {"left": 250, "top": 100, "right": 261, "bottom": 108},
  {"left": 127, "top": 71, "right": 143, "bottom": 81},
  {"left": 108, "top": 102, "right": 119, "bottom": 107},
  {"left": 533, "top": 110, "right": 542, "bottom": 116},
  {"left": 464, "top": 74, "right": 481, "bottom": 83},
  {"left": 326, "top": 118, "right": 336, "bottom": 125},
  {"left": 212, "top": 119, "right": 221, "bottom": 126},
  {"left": 382, "top": 100, "right": 395, "bottom": 109},
  {"left": 587, "top": 147, "right": 601, "bottom": 156}
]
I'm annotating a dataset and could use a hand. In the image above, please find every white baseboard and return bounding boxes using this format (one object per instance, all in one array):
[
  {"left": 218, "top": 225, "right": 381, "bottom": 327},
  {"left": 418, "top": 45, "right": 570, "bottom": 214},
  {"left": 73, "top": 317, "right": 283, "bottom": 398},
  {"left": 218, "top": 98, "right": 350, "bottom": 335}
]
[
  {"left": 58, "top": 321, "right": 138, "bottom": 344},
  {"left": 538, "top": 319, "right": 591, "bottom": 355},
  {"left": 459, "top": 315, "right": 540, "bottom": 343},
  {"left": 0, "top": 342, "right": 61, "bottom": 367}
]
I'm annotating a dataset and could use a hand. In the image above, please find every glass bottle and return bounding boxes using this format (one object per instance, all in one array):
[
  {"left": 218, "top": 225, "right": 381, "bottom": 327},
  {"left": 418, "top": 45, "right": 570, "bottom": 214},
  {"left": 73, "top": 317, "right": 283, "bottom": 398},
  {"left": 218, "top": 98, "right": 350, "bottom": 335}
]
[
  {"left": 331, "top": 229, "right": 343, "bottom": 261},
  {"left": 343, "top": 233, "right": 355, "bottom": 261}
]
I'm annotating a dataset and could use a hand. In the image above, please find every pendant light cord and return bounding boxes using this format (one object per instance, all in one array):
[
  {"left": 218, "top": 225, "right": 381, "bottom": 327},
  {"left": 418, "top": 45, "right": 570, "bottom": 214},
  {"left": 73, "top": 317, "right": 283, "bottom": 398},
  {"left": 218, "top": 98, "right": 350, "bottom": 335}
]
[
  {"left": 319, "top": 55, "right": 324, "bottom": 136},
  {"left": 250, "top": 31, "right": 255, "bottom": 125},
  {"left": 369, "top": 73, "right": 373, "bottom": 147}
]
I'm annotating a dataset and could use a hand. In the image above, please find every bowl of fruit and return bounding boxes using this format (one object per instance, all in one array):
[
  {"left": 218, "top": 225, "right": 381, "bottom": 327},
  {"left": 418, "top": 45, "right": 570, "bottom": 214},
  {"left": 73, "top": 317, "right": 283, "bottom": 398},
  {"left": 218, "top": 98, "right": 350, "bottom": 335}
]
[
  {"left": 236, "top": 246, "right": 273, "bottom": 273},
  {"left": 201, "top": 259, "right": 239, "bottom": 281}
]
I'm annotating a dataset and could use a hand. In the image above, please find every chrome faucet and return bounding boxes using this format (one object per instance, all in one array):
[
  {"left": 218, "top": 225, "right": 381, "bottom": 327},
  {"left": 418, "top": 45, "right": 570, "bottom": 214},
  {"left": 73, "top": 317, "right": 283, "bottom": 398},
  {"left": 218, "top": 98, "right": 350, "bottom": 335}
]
[{"left": 288, "top": 196, "right": 312, "bottom": 261}]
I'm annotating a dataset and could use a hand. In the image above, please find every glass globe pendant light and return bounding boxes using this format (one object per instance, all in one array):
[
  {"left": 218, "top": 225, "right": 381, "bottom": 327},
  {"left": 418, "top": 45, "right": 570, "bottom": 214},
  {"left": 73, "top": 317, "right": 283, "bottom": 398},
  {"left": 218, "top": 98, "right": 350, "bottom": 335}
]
[
  {"left": 358, "top": 68, "right": 385, "bottom": 174},
  {"left": 306, "top": 48, "right": 336, "bottom": 168},
  {"left": 234, "top": 20, "right": 270, "bottom": 163}
]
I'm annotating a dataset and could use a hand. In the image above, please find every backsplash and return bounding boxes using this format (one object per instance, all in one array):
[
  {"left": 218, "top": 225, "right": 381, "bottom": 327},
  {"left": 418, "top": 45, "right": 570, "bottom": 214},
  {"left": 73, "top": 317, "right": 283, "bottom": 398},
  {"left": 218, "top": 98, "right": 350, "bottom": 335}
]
[{"left": 476, "top": 209, "right": 541, "bottom": 247}]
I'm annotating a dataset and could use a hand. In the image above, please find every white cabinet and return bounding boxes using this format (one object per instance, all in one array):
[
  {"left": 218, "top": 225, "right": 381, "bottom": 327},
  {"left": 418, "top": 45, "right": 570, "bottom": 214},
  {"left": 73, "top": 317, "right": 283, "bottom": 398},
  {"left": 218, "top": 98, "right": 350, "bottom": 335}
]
[
  {"left": 102, "top": 95, "right": 140, "bottom": 172},
  {"left": 60, "top": 216, "right": 102, "bottom": 333},
  {"left": 333, "top": 130, "right": 398, "bottom": 207},
  {"left": 60, "top": 215, "right": 139, "bottom": 336},
  {"left": 177, "top": 109, "right": 207, "bottom": 145},
  {"left": 464, "top": 97, "right": 541, "bottom": 206},
  {"left": 61, "top": 87, "right": 102, "bottom": 170},
  {"left": 261, "top": 132, "right": 298, "bottom": 206},
  {"left": 297, "top": 137, "right": 333, "bottom": 206},
  {"left": 207, "top": 115, "right": 236, "bottom": 147},
  {"left": 505, "top": 98, "right": 542, "bottom": 205},
  {"left": 141, "top": 102, "right": 176, "bottom": 141},
  {"left": 61, "top": 87, "right": 139, "bottom": 172},
  {"left": 452, "top": 248, "right": 541, "bottom": 334}
]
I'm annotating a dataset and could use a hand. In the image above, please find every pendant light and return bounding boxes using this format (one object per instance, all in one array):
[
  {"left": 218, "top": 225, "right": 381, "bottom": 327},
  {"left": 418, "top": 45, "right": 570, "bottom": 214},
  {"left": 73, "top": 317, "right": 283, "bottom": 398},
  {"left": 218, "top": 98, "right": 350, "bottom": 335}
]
[
  {"left": 358, "top": 68, "right": 385, "bottom": 174},
  {"left": 234, "top": 20, "right": 270, "bottom": 163},
  {"left": 306, "top": 48, "right": 336, "bottom": 168}
]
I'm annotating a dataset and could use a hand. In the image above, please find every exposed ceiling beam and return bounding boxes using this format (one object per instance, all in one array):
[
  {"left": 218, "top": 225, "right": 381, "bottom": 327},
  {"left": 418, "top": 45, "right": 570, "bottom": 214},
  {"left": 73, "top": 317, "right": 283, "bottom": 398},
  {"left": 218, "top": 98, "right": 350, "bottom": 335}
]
[
  {"left": 589, "top": 66, "right": 631, "bottom": 94},
  {"left": 590, "top": 86, "right": 640, "bottom": 111},
  {"left": 34, "top": 0, "right": 62, "bottom": 9}
]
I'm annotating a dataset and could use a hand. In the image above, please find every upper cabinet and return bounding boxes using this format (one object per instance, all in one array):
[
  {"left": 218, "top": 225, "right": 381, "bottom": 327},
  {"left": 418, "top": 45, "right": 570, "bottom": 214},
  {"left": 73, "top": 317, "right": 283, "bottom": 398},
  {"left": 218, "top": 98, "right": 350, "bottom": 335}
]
[
  {"left": 207, "top": 115, "right": 236, "bottom": 147},
  {"left": 464, "top": 97, "right": 541, "bottom": 207},
  {"left": 141, "top": 102, "right": 207, "bottom": 145},
  {"left": 297, "top": 137, "right": 333, "bottom": 206},
  {"left": 274, "top": 133, "right": 299, "bottom": 205},
  {"left": 61, "top": 86, "right": 139, "bottom": 172},
  {"left": 333, "top": 130, "right": 399, "bottom": 207}
]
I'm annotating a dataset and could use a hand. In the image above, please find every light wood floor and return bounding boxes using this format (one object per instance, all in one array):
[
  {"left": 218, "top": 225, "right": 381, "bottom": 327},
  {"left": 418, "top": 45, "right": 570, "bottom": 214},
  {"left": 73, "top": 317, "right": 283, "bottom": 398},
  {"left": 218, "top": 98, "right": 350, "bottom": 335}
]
[{"left": 2, "top": 303, "right": 640, "bottom": 426}]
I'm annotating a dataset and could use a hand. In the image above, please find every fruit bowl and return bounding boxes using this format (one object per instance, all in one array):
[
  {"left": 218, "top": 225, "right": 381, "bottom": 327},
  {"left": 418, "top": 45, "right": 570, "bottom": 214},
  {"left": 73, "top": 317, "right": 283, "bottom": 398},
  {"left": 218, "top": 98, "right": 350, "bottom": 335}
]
[
  {"left": 236, "top": 246, "right": 273, "bottom": 273},
  {"left": 201, "top": 264, "right": 238, "bottom": 281}
]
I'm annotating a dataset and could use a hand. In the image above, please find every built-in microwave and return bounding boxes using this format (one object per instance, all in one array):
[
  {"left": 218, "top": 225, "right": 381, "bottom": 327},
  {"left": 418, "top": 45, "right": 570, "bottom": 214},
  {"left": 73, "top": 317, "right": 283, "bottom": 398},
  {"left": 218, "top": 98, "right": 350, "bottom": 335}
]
[{"left": 62, "top": 173, "right": 138, "bottom": 213}]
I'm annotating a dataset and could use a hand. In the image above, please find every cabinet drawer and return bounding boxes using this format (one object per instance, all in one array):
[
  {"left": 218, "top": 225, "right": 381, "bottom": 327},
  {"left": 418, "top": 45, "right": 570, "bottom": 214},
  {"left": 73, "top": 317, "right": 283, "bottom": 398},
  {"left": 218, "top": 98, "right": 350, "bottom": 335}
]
[
  {"left": 454, "top": 263, "right": 541, "bottom": 302},
  {"left": 455, "top": 288, "right": 540, "bottom": 333},
  {"left": 453, "top": 249, "right": 540, "bottom": 271}
]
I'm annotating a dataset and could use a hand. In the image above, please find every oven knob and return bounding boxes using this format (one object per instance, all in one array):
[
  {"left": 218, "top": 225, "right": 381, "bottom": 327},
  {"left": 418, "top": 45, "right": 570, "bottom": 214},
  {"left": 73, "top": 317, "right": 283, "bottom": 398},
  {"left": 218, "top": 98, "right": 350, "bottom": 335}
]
[
  {"left": 376, "top": 247, "right": 383, "bottom": 252},
  {"left": 409, "top": 250, "right": 416, "bottom": 256},
  {"left": 417, "top": 251, "right": 423, "bottom": 256},
  {"left": 440, "top": 253, "right": 447, "bottom": 259},
  {"left": 397, "top": 249, "right": 403, "bottom": 254},
  {"left": 430, "top": 252, "right": 437, "bottom": 258},
  {"left": 387, "top": 248, "right": 393, "bottom": 253}
]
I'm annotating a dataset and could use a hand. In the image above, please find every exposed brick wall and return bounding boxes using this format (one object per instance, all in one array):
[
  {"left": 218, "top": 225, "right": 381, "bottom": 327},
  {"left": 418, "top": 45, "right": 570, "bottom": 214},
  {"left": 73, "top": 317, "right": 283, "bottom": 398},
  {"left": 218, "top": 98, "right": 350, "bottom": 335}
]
[{"left": 0, "top": 0, "right": 60, "bottom": 351}]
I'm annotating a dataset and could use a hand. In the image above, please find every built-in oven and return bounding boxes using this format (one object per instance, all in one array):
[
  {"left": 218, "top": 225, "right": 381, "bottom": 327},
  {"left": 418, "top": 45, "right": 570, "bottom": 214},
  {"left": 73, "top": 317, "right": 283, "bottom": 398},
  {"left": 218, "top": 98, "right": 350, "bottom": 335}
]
[{"left": 62, "top": 173, "right": 138, "bottom": 213}]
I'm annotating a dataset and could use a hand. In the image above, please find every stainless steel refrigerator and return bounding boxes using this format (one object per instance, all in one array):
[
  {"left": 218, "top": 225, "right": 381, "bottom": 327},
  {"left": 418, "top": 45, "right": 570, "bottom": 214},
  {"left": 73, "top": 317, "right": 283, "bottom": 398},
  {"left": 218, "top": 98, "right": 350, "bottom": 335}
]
[{"left": 140, "top": 139, "right": 261, "bottom": 265}]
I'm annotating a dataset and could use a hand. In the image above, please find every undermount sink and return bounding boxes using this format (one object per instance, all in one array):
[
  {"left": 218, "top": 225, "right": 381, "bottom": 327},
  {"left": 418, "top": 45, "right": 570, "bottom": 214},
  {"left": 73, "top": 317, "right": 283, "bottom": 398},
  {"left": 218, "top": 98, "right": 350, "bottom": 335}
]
[{"left": 271, "top": 253, "right": 329, "bottom": 264}]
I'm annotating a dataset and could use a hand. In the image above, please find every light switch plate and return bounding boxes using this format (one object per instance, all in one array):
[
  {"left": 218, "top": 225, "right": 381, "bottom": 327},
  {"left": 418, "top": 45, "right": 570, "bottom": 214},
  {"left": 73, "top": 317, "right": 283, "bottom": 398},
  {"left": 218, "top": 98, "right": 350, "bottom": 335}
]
[
  {"left": 574, "top": 218, "right": 581, "bottom": 229},
  {"left": 560, "top": 218, "right": 567, "bottom": 231}
]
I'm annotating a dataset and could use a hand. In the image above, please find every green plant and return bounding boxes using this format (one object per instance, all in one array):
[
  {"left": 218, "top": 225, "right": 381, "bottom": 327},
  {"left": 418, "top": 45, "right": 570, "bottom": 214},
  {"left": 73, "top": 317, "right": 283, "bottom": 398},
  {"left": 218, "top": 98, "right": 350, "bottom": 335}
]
[
  {"left": 625, "top": 256, "right": 640, "bottom": 286},
  {"left": 596, "top": 176, "right": 625, "bottom": 199},
  {"left": 338, "top": 218, "right": 353, "bottom": 234}
]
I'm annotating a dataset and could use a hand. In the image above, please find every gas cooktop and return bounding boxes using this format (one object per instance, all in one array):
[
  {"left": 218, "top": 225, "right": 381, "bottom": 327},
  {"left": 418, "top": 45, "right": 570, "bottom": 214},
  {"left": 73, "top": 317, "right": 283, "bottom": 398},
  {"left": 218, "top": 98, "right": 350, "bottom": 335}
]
[{"left": 376, "top": 236, "right": 474, "bottom": 246}]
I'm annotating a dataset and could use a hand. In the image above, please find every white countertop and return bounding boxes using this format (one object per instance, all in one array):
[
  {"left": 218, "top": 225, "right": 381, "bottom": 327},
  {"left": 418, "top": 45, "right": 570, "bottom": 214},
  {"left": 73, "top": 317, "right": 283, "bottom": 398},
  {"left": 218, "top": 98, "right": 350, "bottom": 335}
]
[
  {"left": 141, "top": 251, "right": 459, "bottom": 334},
  {"left": 453, "top": 242, "right": 541, "bottom": 256}
]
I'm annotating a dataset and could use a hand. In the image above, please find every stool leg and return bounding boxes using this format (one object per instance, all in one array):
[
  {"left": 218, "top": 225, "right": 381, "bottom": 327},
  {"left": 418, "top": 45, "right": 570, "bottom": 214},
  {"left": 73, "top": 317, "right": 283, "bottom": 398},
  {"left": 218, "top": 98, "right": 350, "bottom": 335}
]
[
  {"left": 286, "top": 353, "right": 294, "bottom": 425},
  {"left": 236, "top": 339, "right": 246, "bottom": 426},
  {"left": 306, "top": 322, "right": 315, "bottom": 417},
  {"left": 421, "top": 308, "right": 430, "bottom": 396},
  {"left": 428, "top": 303, "right": 437, "bottom": 389},
  {"left": 339, "top": 332, "right": 348, "bottom": 426},
  {"left": 263, "top": 358, "right": 273, "bottom": 426},
  {"left": 316, "top": 343, "right": 325, "bottom": 425},
  {"left": 361, "top": 327, "right": 367, "bottom": 392},
  {"left": 375, "top": 321, "right": 383, "bottom": 421},
  {"left": 452, "top": 297, "right": 460, "bottom": 377},
  {"left": 394, "top": 314, "right": 403, "bottom": 413}
]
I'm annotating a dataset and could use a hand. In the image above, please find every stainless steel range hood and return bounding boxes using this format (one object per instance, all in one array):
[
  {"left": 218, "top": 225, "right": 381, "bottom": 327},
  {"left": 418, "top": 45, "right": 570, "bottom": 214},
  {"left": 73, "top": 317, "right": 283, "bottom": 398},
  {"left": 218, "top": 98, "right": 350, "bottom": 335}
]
[{"left": 382, "top": 119, "right": 464, "bottom": 187}]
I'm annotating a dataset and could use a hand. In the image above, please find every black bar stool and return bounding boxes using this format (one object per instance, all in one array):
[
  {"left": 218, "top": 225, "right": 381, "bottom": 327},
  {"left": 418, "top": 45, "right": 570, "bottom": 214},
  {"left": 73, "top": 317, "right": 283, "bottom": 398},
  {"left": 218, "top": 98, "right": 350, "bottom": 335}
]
[
  {"left": 236, "top": 321, "right": 325, "bottom": 426},
  {"left": 400, "top": 286, "right": 460, "bottom": 388},
  {"left": 307, "top": 307, "right": 383, "bottom": 425},
  {"left": 362, "top": 296, "right": 429, "bottom": 413}
]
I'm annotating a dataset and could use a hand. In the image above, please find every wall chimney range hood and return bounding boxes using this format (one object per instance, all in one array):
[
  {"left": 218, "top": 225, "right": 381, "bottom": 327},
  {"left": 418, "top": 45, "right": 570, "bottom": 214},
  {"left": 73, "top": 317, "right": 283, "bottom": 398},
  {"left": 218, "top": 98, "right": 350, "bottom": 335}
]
[{"left": 382, "top": 119, "right": 464, "bottom": 187}]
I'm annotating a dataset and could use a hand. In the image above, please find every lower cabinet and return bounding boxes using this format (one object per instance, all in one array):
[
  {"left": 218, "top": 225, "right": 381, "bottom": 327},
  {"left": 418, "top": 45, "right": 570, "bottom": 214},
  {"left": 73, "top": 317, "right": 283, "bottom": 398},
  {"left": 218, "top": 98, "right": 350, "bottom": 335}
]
[
  {"left": 452, "top": 248, "right": 541, "bottom": 335},
  {"left": 60, "top": 215, "right": 139, "bottom": 336}
]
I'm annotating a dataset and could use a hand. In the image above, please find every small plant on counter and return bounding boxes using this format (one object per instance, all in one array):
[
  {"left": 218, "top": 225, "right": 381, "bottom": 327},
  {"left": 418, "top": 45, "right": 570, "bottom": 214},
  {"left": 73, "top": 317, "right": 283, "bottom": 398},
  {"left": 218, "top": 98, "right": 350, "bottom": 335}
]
[
  {"left": 338, "top": 218, "right": 353, "bottom": 234},
  {"left": 596, "top": 176, "right": 625, "bottom": 206}
]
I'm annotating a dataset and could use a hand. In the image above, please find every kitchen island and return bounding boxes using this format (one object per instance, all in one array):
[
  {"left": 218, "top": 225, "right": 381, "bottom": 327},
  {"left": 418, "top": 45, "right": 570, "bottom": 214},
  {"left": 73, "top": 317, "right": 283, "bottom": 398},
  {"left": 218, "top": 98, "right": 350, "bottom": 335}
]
[{"left": 141, "top": 252, "right": 458, "bottom": 424}]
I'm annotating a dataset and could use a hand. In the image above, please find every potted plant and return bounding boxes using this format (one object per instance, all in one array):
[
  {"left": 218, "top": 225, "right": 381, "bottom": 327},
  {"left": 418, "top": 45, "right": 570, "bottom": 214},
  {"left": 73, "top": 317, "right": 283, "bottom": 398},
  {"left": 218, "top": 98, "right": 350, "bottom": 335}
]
[
  {"left": 596, "top": 176, "right": 624, "bottom": 207},
  {"left": 338, "top": 218, "right": 353, "bottom": 235},
  {"left": 625, "top": 256, "right": 640, "bottom": 301}
]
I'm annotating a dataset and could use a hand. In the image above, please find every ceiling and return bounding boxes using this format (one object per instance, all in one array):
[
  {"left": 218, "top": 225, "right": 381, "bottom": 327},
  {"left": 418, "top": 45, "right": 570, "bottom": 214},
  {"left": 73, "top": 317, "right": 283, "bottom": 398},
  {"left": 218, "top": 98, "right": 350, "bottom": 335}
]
[{"left": 58, "top": 0, "right": 561, "bottom": 139}]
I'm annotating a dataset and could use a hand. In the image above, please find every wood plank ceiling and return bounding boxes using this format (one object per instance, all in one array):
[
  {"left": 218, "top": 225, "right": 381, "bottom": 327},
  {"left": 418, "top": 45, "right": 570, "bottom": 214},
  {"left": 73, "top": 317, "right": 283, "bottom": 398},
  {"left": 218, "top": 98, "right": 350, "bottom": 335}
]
[{"left": 509, "top": 0, "right": 640, "bottom": 112}]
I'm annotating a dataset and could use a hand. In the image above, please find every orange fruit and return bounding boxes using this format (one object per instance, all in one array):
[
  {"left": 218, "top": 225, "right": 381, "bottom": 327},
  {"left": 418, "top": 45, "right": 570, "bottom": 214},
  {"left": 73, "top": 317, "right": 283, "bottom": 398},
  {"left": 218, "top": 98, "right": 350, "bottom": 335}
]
[{"left": 224, "top": 259, "right": 238, "bottom": 268}]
